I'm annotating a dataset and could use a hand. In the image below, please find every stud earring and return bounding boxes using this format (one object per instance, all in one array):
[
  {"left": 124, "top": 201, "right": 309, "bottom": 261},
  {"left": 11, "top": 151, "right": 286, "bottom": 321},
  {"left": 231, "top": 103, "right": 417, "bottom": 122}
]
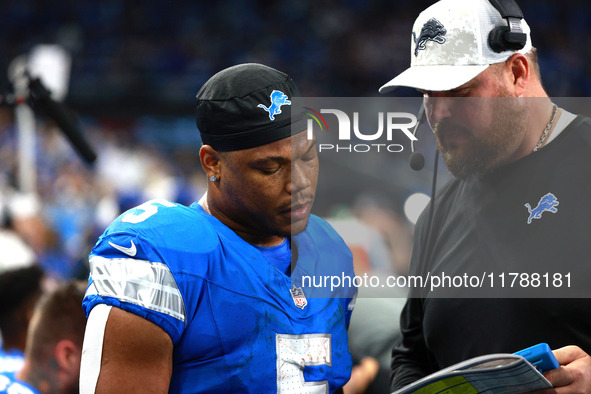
[{"left": 209, "top": 175, "right": 217, "bottom": 182}]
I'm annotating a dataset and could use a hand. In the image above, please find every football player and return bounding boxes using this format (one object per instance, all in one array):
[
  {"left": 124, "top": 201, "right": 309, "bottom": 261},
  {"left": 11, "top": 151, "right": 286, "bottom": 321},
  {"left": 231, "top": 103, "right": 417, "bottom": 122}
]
[{"left": 80, "top": 63, "right": 356, "bottom": 393}]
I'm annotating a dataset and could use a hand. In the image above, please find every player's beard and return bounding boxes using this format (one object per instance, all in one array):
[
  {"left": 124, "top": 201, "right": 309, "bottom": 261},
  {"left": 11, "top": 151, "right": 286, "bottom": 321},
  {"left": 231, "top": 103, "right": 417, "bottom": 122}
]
[{"left": 433, "top": 98, "right": 526, "bottom": 180}]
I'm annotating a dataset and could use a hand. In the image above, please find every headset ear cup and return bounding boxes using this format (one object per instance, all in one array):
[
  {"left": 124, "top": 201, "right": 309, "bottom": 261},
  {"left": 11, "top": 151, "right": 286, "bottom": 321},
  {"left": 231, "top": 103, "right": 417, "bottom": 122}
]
[{"left": 488, "top": 26, "right": 510, "bottom": 53}]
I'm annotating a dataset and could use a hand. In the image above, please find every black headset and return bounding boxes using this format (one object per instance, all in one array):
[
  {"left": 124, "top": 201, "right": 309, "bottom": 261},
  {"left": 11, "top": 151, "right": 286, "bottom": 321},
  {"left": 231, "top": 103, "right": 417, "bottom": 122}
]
[{"left": 487, "top": 0, "right": 528, "bottom": 53}]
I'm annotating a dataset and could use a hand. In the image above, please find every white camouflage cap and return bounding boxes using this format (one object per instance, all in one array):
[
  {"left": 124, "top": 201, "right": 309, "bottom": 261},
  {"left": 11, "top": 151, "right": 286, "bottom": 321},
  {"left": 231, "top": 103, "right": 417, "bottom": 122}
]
[{"left": 379, "top": 0, "right": 532, "bottom": 93}]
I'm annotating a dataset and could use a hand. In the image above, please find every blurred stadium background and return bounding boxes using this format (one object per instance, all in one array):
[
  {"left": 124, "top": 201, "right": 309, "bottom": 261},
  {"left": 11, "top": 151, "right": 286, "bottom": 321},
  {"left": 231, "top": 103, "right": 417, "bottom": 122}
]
[{"left": 0, "top": 0, "right": 589, "bottom": 280}]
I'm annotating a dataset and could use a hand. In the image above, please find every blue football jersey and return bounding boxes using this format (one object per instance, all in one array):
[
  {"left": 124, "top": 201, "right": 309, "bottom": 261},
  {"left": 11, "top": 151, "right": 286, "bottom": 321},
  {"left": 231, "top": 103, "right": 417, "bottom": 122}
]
[
  {"left": 83, "top": 199, "right": 355, "bottom": 393},
  {"left": 0, "top": 373, "right": 39, "bottom": 394}
]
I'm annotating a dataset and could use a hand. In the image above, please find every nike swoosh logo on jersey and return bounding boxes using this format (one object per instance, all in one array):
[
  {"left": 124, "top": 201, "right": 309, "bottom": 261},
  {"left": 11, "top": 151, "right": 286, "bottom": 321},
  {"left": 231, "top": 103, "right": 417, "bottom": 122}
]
[{"left": 108, "top": 240, "right": 137, "bottom": 257}]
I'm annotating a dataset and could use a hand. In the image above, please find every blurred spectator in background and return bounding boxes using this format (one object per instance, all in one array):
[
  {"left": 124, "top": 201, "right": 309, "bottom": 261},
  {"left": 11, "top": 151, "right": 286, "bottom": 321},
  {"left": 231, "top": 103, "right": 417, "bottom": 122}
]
[
  {"left": 0, "top": 280, "right": 86, "bottom": 394},
  {"left": 0, "top": 265, "right": 44, "bottom": 376},
  {"left": 0, "top": 209, "right": 44, "bottom": 376}
]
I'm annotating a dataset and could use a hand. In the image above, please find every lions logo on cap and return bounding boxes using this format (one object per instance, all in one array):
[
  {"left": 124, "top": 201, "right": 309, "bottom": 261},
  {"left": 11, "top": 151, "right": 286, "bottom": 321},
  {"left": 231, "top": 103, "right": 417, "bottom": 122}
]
[
  {"left": 413, "top": 18, "right": 447, "bottom": 56},
  {"left": 258, "top": 90, "right": 291, "bottom": 121}
]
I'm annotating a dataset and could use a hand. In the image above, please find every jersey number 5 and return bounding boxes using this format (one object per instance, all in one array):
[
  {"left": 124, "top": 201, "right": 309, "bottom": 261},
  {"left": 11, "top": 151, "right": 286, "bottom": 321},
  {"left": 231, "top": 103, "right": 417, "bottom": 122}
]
[
  {"left": 276, "top": 334, "right": 331, "bottom": 393},
  {"left": 121, "top": 199, "right": 177, "bottom": 224}
]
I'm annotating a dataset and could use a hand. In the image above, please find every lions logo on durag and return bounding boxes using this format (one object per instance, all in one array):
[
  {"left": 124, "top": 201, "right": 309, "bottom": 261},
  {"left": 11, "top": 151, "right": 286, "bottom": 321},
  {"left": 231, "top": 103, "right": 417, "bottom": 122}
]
[{"left": 258, "top": 90, "right": 291, "bottom": 121}]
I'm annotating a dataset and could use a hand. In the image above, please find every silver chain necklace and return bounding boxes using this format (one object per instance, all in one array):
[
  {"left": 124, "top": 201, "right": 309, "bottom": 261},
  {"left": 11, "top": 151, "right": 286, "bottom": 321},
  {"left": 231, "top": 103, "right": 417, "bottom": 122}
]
[{"left": 533, "top": 104, "right": 558, "bottom": 152}]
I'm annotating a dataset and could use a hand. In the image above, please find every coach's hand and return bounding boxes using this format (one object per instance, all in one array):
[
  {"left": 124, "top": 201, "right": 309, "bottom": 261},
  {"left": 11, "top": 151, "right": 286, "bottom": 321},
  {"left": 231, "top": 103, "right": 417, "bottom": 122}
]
[{"left": 531, "top": 345, "right": 591, "bottom": 393}]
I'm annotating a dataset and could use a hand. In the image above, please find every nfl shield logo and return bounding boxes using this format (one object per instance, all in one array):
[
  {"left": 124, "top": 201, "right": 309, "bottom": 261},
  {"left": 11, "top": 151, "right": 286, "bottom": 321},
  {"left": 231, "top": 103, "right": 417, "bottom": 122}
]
[{"left": 290, "top": 286, "right": 307, "bottom": 310}]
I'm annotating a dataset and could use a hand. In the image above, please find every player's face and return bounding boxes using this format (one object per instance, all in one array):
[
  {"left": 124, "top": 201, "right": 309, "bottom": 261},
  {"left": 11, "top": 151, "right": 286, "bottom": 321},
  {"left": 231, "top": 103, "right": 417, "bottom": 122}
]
[
  {"left": 216, "top": 131, "right": 318, "bottom": 245},
  {"left": 422, "top": 65, "right": 527, "bottom": 179}
]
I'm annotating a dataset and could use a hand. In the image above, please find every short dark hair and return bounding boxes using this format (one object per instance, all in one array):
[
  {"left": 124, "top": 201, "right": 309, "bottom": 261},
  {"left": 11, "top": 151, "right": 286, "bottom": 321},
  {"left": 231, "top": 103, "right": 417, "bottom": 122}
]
[
  {"left": 526, "top": 47, "right": 542, "bottom": 82},
  {"left": 0, "top": 266, "right": 44, "bottom": 336},
  {"left": 26, "top": 280, "right": 87, "bottom": 362}
]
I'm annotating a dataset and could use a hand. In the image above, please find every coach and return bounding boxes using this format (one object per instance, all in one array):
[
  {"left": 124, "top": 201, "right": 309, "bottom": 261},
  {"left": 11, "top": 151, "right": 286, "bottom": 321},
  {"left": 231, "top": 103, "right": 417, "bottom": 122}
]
[{"left": 379, "top": 0, "right": 591, "bottom": 392}]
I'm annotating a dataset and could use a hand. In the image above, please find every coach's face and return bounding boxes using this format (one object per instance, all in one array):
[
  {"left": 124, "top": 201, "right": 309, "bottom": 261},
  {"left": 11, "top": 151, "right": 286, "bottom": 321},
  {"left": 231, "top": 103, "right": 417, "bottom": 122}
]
[
  {"left": 422, "top": 64, "right": 527, "bottom": 179},
  {"left": 207, "top": 131, "right": 318, "bottom": 246}
]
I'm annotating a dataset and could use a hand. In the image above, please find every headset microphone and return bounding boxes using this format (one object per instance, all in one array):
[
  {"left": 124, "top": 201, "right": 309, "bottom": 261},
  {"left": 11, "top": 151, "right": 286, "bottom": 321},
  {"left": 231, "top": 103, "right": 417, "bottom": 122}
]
[
  {"left": 410, "top": 151, "right": 425, "bottom": 171},
  {"left": 409, "top": 102, "right": 427, "bottom": 171}
]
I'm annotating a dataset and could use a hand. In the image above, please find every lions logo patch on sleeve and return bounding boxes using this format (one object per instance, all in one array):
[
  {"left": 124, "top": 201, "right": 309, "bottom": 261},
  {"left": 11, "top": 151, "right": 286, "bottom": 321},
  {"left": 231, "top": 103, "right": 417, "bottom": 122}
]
[
  {"left": 257, "top": 90, "right": 291, "bottom": 121},
  {"left": 413, "top": 18, "right": 447, "bottom": 56}
]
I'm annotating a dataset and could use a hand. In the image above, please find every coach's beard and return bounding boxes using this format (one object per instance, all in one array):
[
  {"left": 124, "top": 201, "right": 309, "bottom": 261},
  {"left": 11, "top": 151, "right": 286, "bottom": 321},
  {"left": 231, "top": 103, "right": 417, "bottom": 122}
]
[
  {"left": 434, "top": 102, "right": 526, "bottom": 180},
  {"left": 434, "top": 123, "right": 492, "bottom": 179}
]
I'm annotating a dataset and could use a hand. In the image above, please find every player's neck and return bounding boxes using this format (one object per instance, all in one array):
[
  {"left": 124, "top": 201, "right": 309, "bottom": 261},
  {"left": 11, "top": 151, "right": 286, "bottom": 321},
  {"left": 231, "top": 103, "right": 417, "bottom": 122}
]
[
  {"left": 239, "top": 232, "right": 286, "bottom": 247},
  {"left": 218, "top": 217, "right": 287, "bottom": 247},
  {"left": 199, "top": 193, "right": 286, "bottom": 247}
]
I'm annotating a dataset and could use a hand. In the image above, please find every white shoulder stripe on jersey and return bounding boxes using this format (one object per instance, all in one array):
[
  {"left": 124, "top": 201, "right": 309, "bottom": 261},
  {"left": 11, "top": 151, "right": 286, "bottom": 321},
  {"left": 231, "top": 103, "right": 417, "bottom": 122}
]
[{"left": 88, "top": 255, "right": 186, "bottom": 323}]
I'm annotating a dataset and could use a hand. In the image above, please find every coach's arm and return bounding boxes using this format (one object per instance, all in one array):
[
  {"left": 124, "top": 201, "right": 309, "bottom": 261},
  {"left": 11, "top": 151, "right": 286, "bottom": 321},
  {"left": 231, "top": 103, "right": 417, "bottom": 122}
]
[{"left": 80, "top": 305, "right": 173, "bottom": 393}]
